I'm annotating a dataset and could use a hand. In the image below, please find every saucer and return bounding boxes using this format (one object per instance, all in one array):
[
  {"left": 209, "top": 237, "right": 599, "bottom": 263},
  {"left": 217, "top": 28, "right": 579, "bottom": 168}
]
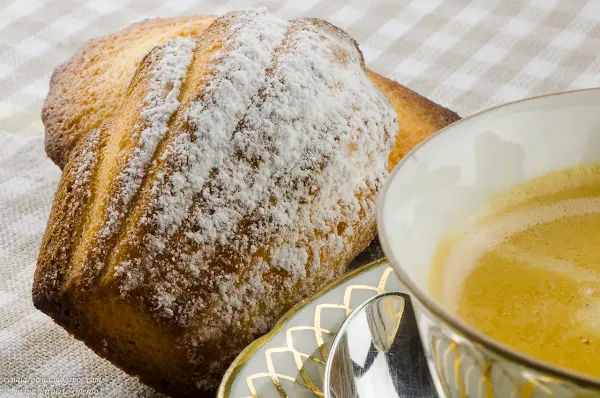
[{"left": 218, "top": 259, "right": 426, "bottom": 397}]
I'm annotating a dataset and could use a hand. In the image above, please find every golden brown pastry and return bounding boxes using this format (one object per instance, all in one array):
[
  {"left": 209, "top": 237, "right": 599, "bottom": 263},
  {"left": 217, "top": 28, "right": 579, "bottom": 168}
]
[
  {"left": 42, "top": 15, "right": 217, "bottom": 169},
  {"left": 34, "top": 9, "right": 397, "bottom": 397},
  {"left": 41, "top": 17, "right": 459, "bottom": 170},
  {"left": 365, "top": 70, "right": 460, "bottom": 169}
]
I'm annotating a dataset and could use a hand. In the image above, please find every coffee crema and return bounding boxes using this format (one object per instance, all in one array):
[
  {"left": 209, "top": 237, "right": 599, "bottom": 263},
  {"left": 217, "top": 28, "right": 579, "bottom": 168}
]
[{"left": 430, "top": 164, "right": 600, "bottom": 379}]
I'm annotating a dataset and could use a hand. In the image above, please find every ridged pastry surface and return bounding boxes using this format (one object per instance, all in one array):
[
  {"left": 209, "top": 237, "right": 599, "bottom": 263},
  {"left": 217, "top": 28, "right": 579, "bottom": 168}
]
[
  {"left": 42, "top": 15, "right": 217, "bottom": 169},
  {"left": 34, "top": 9, "right": 396, "bottom": 396},
  {"left": 42, "top": 16, "right": 460, "bottom": 172}
]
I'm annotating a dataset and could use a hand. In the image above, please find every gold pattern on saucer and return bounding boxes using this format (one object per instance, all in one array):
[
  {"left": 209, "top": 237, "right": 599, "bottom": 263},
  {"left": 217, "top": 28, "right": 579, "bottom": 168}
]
[{"left": 247, "top": 265, "right": 394, "bottom": 397}]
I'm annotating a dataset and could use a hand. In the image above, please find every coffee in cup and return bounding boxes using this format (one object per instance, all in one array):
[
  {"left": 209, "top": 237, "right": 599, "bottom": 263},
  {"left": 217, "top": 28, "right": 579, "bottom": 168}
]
[{"left": 429, "top": 163, "right": 600, "bottom": 379}]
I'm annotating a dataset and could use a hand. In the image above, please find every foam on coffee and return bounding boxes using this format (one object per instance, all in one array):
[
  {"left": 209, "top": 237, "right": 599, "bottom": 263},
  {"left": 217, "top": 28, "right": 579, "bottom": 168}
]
[
  {"left": 434, "top": 196, "right": 600, "bottom": 310},
  {"left": 429, "top": 164, "right": 600, "bottom": 379}
]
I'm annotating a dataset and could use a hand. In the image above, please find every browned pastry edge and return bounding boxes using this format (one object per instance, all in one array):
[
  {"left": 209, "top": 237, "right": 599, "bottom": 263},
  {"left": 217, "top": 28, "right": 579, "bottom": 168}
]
[
  {"left": 366, "top": 70, "right": 461, "bottom": 170},
  {"left": 36, "top": 82, "right": 200, "bottom": 398},
  {"left": 42, "top": 16, "right": 217, "bottom": 169}
]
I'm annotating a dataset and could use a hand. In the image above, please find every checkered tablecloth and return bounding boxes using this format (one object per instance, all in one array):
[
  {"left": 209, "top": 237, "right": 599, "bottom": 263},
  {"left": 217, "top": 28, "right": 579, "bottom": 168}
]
[{"left": 1, "top": 0, "right": 600, "bottom": 397}]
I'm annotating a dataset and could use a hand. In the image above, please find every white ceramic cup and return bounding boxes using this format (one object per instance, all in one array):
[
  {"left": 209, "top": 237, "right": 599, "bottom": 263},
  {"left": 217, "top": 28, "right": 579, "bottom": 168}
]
[{"left": 378, "top": 89, "right": 600, "bottom": 398}]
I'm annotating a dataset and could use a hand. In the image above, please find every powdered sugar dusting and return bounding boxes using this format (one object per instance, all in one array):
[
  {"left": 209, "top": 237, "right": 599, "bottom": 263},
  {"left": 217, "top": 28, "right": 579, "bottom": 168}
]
[
  {"left": 113, "top": 260, "right": 143, "bottom": 295},
  {"left": 149, "top": 9, "right": 289, "bottom": 239},
  {"left": 101, "top": 37, "right": 196, "bottom": 238},
  {"left": 73, "top": 128, "right": 101, "bottom": 190},
  {"left": 130, "top": 12, "right": 396, "bottom": 321},
  {"left": 271, "top": 245, "right": 309, "bottom": 280}
]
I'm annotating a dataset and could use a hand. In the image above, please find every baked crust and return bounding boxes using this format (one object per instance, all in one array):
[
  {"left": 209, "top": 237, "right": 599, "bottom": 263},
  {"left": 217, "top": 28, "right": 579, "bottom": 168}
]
[
  {"left": 34, "top": 10, "right": 396, "bottom": 397},
  {"left": 366, "top": 70, "right": 460, "bottom": 170},
  {"left": 42, "top": 16, "right": 217, "bottom": 169},
  {"left": 41, "top": 17, "right": 459, "bottom": 171}
]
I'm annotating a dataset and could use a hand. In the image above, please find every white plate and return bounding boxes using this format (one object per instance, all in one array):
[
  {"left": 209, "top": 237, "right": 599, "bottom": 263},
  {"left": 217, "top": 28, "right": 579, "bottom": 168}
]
[{"left": 218, "top": 259, "right": 406, "bottom": 397}]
